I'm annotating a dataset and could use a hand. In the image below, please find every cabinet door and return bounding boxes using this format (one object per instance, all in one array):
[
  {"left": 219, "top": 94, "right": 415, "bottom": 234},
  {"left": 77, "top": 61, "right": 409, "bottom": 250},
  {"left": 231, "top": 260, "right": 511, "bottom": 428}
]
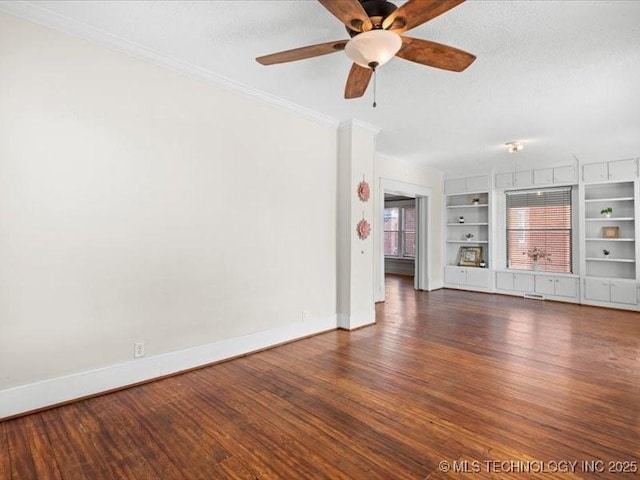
[
  {"left": 444, "top": 266, "right": 465, "bottom": 285},
  {"left": 553, "top": 165, "right": 576, "bottom": 184},
  {"left": 496, "top": 272, "right": 514, "bottom": 290},
  {"left": 534, "top": 276, "right": 555, "bottom": 295},
  {"left": 513, "top": 273, "right": 534, "bottom": 292},
  {"left": 610, "top": 280, "right": 638, "bottom": 305},
  {"left": 466, "top": 268, "right": 490, "bottom": 288},
  {"left": 466, "top": 175, "right": 489, "bottom": 193},
  {"left": 585, "top": 278, "right": 610, "bottom": 301},
  {"left": 495, "top": 173, "right": 513, "bottom": 189},
  {"left": 513, "top": 170, "right": 533, "bottom": 187},
  {"left": 445, "top": 178, "right": 466, "bottom": 194},
  {"left": 533, "top": 169, "right": 553, "bottom": 185},
  {"left": 608, "top": 159, "right": 637, "bottom": 181},
  {"left": 554, "top": 278, "right": 578, "bottom": 298},
  {"left": 583, "top": 163, "right": 608, "bottom": 182}
]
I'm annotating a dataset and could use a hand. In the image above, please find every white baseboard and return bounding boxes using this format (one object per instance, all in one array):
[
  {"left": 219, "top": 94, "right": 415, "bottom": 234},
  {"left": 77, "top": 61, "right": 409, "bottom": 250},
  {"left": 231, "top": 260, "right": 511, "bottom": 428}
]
[
  {"left": 0, "top": 315, "right": 337, "bottom": 419},
  {"left": 337, "top": 310, "right": 375, "bottom": 330}
]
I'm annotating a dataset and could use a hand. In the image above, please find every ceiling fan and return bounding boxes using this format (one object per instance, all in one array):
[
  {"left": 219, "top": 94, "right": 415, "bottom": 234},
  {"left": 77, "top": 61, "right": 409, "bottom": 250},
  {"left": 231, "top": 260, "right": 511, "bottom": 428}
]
[{"left": 256, "top": 0, "right": 476, "bottom": 100}]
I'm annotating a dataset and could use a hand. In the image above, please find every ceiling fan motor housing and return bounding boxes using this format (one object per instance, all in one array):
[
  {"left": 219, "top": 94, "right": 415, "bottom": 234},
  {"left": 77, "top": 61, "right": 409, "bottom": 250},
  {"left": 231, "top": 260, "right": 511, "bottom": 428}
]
[{"left": 347, "top": 0, "right": 398, "bottom": 35}]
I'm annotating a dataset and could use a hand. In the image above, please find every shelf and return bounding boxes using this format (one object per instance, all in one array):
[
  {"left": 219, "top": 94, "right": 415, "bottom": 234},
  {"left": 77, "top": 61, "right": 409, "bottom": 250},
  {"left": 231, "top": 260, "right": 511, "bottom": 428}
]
[
  {"left": 585, "top": 217, "right": 635, "bottom": 222},
  {"left": 446, "top": 204, "right": 488, "bottom": 209},
  {"left": 446, "top": 265, "right": 489, "bottom": 269},
  {"left": 584, "top": 197, "right": 634, "bottom": 203},
  {"left": 585, "top": 274, "right": 637, "bottom": 280},
  {"left": 447, "top": 240, "right": 489, "bottom": 244},
  {"left": 586, "top": 257, "right": 636, "bottom": 263},
  {"left": 447, "top": 222, "right": 488, "bottom": 226},
  {"left": 586, "top": 238, "right": 635, "bottom": 242}
]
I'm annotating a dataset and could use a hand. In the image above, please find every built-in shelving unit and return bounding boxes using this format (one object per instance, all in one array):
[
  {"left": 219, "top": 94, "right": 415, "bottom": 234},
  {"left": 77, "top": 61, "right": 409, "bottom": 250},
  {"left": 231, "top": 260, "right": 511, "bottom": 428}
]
[
  {"left": 582, "top": 181, "right": 636, "bottom": 280},
  {"left": 445, "top": 192, "right": 490, "bottom": 266},
  {"left": 581, "top": 177, "right": 639, "bottom": 308},
  {"left": 442, "top": 159, "right": 640, "bottom": 310},
  {"left": 443, "top": 175, "right": 492, "bottom": 291}
]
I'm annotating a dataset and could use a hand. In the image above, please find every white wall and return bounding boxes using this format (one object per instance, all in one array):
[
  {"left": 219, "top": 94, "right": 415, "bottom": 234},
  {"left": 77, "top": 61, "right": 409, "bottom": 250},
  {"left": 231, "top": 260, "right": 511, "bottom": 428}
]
[
  {"left": 0, "top": 13, "right": 337, "bottom": 408},
  {"left": 336, "top": 121, "right": 377, "bottom": 329},
  {"left": 375, "top": 155, "right": 445, "bottom": 299}
]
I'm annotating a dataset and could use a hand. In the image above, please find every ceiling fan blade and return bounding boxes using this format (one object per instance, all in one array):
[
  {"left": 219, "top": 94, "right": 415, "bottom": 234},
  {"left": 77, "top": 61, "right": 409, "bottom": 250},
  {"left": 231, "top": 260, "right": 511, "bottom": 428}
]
[
  {"left": 256, "top": 40, "right": 347, "bottom": 65},
  {"left": 383, "top": 0, "right": 465, "bottom": 32},
  {"left": 344, "top": 63, "right": 373, "bottom": 99},
  {"left": 397, "top": 37, "right": 475, "bottom": 72},
  {"left": 318, "top": 0, "right": 373, "bottom": 32}
]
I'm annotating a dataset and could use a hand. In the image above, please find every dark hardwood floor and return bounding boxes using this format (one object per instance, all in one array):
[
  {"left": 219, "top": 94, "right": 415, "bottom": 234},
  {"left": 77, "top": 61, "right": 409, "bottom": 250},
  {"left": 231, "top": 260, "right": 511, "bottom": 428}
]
[{"left": 2, "top": 274, "right": 639, "bottom": 479}]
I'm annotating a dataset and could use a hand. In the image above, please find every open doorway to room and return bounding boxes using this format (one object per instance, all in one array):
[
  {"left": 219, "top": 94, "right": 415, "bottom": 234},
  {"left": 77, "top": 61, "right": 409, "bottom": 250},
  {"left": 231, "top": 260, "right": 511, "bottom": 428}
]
[
  {"left": 383, "top": 195, "right": 416, "bottom": 278},
  {"left": 375, "top": 179, "right": 433, "bottom": 303}
]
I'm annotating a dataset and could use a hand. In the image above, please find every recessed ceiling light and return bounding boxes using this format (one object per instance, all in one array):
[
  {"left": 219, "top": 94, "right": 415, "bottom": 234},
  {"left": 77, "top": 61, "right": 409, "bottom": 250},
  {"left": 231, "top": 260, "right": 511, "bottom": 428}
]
[{"left": 505, "top": 141, "right": 524, "bottom": 153}]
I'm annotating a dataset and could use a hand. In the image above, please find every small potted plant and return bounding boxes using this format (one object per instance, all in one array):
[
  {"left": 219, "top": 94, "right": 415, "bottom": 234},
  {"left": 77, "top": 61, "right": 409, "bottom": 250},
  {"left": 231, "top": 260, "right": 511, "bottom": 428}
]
[
  {"left": 600, "top": 207, "right": 613, "bottom": 218},
  {"left": 603, "top": 249, "right": 611, "bottom": 258},
  {"left": 464, "top": 233, "right": 474, "bottom": 241},
  {"left": 458, "top": 215, "right": 465, "bottom": 223},
  {"left": 524, "top": 247, "right": 551, "bottom": 271},
  {"left": 471, "top": 197, "right": 480, "bottom": 205}
]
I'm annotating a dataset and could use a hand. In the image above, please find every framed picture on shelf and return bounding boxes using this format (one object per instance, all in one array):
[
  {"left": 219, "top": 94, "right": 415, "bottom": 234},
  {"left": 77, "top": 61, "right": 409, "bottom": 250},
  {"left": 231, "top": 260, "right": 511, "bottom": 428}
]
[
  {"left": 458, "top": 246, "right": 482, "bottom": 266},
  {"left": 602, "top": 226, "right": 620, "bottom": 239}
]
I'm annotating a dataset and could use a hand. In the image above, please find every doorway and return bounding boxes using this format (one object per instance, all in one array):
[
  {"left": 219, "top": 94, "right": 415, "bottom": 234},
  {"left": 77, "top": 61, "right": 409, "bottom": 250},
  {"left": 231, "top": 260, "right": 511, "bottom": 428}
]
[
  {"left": 383, "top": 194, "right": 416, "bottom": 278},
  {"left": 375, "top": 179, "right": 433, "bottom": 302}
]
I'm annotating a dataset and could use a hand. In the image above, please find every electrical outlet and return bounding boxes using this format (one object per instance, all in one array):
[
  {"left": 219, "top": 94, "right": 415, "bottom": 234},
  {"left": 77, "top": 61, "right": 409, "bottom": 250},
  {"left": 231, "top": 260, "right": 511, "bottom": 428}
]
[
  {"left": 302, "top": 310, "right": 309, "bottom": 321},
  {"left": 134, "top": 341, "right": 145, "bottom": 358}
]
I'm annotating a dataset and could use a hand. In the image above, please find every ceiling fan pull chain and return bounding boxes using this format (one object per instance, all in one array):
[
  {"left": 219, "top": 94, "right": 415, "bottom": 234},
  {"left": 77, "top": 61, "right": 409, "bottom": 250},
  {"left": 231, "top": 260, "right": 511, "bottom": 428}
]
[{"left": 369, "top": 61, "right": 378, "bottom": 108}]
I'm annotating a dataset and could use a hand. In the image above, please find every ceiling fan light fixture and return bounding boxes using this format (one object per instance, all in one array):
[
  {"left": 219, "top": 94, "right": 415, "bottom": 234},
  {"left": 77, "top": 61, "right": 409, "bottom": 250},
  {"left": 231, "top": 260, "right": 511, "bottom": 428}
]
[
  {"left": 506, "top": 141, "right": 524, "bottom": 153},
  {"left": 345, "top": 29, "right": 402, "bottom": 69}
]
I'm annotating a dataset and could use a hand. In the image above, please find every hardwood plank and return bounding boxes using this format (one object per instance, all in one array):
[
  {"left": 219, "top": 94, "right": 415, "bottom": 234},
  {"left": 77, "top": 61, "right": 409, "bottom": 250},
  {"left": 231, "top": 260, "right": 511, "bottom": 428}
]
[
  {"left": 118, "top": 380, "right": 281, "bottom": 479},
  {"left": 5, "top": 417, "right": 38, "bottom": 479},
  {"left": 194, "top": 363, "right": 409, "bottom": 479},
  {"left": 21, "top": 415, "right": 62, "bottom": 480},
  {"left": 40, "top": 406, "right": 115, "bottom": 479},
  {"left": 0, "top": 420, "right": 11, "bottom": 480},
  {"left": 1, "top": 275, "right": 638, "bottom": 479}
]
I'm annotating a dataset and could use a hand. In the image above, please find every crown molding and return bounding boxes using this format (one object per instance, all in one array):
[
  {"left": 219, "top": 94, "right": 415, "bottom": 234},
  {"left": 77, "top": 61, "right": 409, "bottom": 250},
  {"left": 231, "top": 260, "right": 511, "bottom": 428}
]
[
  {"left": 338, "top": 119, "right": 382, "bottom": 134},
  {"left": 0, "top": 1, "right": 340, "bottom": 128}
]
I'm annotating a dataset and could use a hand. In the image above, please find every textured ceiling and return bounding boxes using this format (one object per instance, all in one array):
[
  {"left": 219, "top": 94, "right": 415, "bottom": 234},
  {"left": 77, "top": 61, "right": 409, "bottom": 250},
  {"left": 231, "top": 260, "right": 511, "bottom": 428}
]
[{"left": 2, "top": 0, "right": 640, "bottom": 175}]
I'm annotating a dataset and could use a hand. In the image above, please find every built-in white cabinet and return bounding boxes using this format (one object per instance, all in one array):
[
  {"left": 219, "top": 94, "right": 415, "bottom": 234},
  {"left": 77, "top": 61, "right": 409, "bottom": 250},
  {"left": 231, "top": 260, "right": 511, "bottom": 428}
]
[
  {"left": 495, "top": 165, "right": 577, "bottom": 189},
  {"left": 553, "top": 165, "right": 577, "bottom": 183},
  {"left": 444, "top": 176, "right": 491, "bottom": 292},
  {"left": 583, "top": 158, "right": 637, "bottom": 183},
  {"left": 580, "top": 178, "right": 639, "bottom": 310},
  {"left": 583, "top": 181, "right": 636, "bottom": 279},
  {"left": 495, "top": 173, "right": 513, "bottom": 189},
  {"left": 584, "top": 278, "right": 637, "bottom": 305},
  {"left": 496, "top": 272, "right": 534, "bottom": 292},
  {"left": 495, "top": 171, "right": 532, "bottom": 189},
  {"left": 445, "top": 266, "right": 491, "bottom": 289},
  {"left": 445, "top": 175, "right": 489, "bottom": 194},
  {"left": 496, "top": 271, "right": 580, "bottom": 302},
  {"left": 534, "top": 276, "right": 578, "bottom": 298},
  {"left": 443, "top": 159, "right": 640, "bottom": 311},
  {"left": 533, "top": 169, "right": 553, "bottom": 185}
]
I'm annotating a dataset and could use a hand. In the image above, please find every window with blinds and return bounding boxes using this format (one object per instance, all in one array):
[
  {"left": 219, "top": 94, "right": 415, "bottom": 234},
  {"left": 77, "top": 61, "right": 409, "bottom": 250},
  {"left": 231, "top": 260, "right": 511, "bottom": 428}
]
[
  {"left": 506, "top": 188, "right": 572, "bottom": 273},
  {"left": 384, "top": 205, "right": 415, "bottom": 258}
]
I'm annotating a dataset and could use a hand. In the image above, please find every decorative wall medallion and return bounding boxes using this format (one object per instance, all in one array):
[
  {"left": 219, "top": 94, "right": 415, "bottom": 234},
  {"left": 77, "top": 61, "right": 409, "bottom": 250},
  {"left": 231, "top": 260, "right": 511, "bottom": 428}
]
[
  {"left": 356, "top": 218, "right": 371, "bottom": 240},
  {"left": 357, "top": 179, "right": 370, "bottom": 202}
]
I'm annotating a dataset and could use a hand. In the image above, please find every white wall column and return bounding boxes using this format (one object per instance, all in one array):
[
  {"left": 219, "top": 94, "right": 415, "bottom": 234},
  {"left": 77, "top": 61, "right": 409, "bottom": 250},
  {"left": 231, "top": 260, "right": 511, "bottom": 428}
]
[{"left": 336, "top": 120, "right": 380, "bottom": 330}]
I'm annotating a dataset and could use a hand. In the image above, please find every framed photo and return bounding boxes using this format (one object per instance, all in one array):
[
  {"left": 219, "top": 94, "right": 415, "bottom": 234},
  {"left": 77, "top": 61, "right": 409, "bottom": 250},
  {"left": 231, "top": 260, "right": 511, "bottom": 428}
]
[
  {"left": 458, "top": 246, "right": 483, "bottom": 266},
  {"left": 602, "top": 226, "right": 620, "bottom": 239}
]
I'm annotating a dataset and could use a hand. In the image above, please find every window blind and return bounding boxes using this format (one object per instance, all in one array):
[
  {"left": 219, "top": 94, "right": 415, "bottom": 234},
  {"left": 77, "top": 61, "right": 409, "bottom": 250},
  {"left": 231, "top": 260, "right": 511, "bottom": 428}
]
[
  {"left": 506, "top": 187, "right": 572, "bottom": 273},
  {"left": 384, "top": 205, "right": 415, "bottom": 258},
  {"left": 403, "top": 207, "right": 416, "bottom": 258}
]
